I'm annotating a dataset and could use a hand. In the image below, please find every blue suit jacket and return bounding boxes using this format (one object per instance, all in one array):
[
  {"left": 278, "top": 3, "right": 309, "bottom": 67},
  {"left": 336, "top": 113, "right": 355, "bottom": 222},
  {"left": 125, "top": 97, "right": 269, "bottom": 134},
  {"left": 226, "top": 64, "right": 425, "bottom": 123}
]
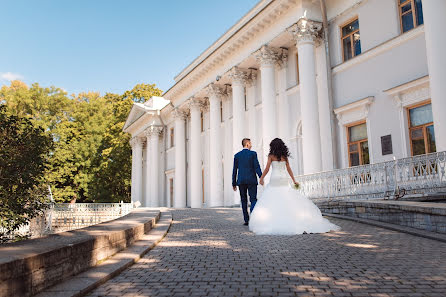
[{"left": 232, "top": 149, "right": 263, "bottom": 186}]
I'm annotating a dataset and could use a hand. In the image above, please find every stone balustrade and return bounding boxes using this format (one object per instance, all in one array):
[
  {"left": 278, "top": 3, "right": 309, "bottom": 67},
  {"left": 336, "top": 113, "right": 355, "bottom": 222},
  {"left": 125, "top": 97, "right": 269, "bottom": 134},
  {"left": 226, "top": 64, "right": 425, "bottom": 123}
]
[{"left": 298, "top": 151, "right": 446, "bottom": 201}]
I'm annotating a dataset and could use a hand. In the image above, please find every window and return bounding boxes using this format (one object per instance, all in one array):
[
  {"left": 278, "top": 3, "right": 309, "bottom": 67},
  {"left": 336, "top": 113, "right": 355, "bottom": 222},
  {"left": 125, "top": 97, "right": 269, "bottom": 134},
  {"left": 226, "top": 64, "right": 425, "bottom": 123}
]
[
  {"left": 398, "top": 0, "right": 423, "bottom": 33},
  {"left": 408, "top": 102, "right": 436, "bottom": 156},
  {"left": 220, "top": 101, "right": 223, "bottom": 122},
  {"left": 295, "top": 53, "right": 300, "bottom": 85},
  {"left": 347, "top": 122, "right": 369, "bottom": 167},
  {"left": 341, "top": 18, "right": 361, "bottom": 62},
  {"left": 170, "top": 128, "right": 174, "bottom": 148},
  {"left": 200, "top": 112, "right": 204, "bottom": 132},
  {"left": 202, "top": 168, "right": 205, "bottom": 204},
  {"left": 244, "top": 88, "right": 247, "bottom": 111},
  {"left": 169, "top": 178, "right": 174, "bottom": 206}
]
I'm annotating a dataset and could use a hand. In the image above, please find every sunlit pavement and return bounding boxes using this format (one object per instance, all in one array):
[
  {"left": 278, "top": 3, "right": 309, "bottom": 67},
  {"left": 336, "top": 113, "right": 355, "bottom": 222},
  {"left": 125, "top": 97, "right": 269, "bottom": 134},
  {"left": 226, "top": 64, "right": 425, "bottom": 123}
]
[{"left": 87, "top": 208, "right": 446, "bottom": 297}]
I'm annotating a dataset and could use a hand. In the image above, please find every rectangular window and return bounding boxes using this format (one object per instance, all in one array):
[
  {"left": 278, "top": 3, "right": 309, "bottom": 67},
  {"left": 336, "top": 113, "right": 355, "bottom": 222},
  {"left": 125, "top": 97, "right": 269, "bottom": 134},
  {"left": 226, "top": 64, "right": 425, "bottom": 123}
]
[
  {"left": 200, "top": 112, "right": 204, "bottom": 132},
  {"left": 408, "top": 102, "right": 436, "bottom": 156},
  {"left": 202, "top": 168, "right": 205, "bottom": 204},
  {"left": 244, "top": 88, "right": 247, "bottom": 111},
  {"left": 398, "top": 0, "right": 424, "bottom": 33},
  {"left": 169, "top": 178, "right": 174, "bottom": 206},
  {"left": 341, "top": 18, "right": 361, "bottom": 62},
  {"left": 170, "top": 128, "right": 174, "bottom": 148},
  {"left": 295, "top": 53, "right": 300, "bottom": 85},
  {"left": 347, "top": 122, "right": 370, "bottom": 167},
  {"left": 220, "top": 101, "right": 223, "bottom": 122}
]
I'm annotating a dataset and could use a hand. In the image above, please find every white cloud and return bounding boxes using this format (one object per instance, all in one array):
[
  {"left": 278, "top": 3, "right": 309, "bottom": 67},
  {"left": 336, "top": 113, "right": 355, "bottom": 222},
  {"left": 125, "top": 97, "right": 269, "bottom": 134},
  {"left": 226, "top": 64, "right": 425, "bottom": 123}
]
[{"left": 0, "top": 72, "right": 24, "bottom": 81}]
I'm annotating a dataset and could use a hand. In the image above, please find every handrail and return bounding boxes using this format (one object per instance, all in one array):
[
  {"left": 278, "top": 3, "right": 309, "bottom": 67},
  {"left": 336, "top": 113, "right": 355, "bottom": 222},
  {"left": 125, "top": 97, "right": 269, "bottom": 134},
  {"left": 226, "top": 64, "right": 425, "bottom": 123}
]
[{"left": 296, "top": 151, "right": 446, "bottom": 201}]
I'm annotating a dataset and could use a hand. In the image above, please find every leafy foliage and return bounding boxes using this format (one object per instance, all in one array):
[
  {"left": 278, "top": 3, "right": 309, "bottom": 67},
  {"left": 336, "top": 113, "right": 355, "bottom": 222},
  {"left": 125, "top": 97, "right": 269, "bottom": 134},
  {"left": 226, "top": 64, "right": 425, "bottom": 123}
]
[
  {"left": 0, "top": 105, "right": 52, "bottom": 239},
  {"left": 0, "top": 81, "right": 162, "bottom": 204}
]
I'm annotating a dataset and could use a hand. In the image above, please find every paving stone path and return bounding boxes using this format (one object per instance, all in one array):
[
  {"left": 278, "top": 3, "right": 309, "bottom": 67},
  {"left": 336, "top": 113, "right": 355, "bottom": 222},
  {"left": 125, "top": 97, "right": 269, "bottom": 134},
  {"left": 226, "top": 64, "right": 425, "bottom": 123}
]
[{"left": 87, "top": 208, "right": 446, "bottom": 297}]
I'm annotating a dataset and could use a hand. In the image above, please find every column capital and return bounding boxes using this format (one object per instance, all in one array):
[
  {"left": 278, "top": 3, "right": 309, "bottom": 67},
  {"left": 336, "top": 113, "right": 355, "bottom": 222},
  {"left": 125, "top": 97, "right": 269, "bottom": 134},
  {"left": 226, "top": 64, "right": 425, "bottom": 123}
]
[
  {"left": 173, "top": 108, "right": 188, "bottom": 120},
  {"left": 287, "top": 18, "right": 322, "bottom": 45},
  {"left": 223, "top": 84, "right": 232, "bottom": 102},
  {"left": 188, "top": 97, "right": 206, "bottom": 110},
  {"left": 277, "top": 48, "right": 288, "bottom": 69},
  {"left": 246, "top": 69, "right": 258, "bottom": 88},
  {"left": 206, "top": 83, "right": 224, "bottom": 100},
  {"left": 255, "top": 45, "right": 279, "bottom": 67},
  {"left": 144, "top": 126, "right": 163, "bottom": 137},
  {"left": 129, "top": 136, "right": 145, "bottom": 147},
  {"left": 229, "top": 66, "right": 248, "bottom": 86}
]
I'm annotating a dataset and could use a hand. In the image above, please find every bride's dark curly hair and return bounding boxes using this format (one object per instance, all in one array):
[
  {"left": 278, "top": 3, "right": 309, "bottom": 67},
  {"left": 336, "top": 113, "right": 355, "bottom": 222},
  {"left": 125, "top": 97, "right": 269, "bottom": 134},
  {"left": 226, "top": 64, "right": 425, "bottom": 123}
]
[{"left": 268, "top": 138, "right": 290, "bottom": 161}]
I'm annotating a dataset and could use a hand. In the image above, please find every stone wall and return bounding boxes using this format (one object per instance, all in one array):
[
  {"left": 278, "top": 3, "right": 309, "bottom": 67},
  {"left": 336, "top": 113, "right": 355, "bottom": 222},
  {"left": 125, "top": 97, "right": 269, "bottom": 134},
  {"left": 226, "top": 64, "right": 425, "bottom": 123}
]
[
  {"left": 0, "top": 208, "right": 160, "bottom": 297},
  {"left": 318, "top": 200, "right": 446, "bottom": 234}
]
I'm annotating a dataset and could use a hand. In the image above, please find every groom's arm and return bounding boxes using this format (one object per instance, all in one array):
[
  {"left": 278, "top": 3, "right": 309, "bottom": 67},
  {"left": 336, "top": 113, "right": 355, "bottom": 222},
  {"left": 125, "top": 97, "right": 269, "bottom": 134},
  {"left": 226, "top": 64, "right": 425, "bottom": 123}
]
[
  {"left": 232, "top": 155, "right": 238, "bottom": 187},
  {"left": 253, "top": 152, "right": 263, "bottom": 178}
]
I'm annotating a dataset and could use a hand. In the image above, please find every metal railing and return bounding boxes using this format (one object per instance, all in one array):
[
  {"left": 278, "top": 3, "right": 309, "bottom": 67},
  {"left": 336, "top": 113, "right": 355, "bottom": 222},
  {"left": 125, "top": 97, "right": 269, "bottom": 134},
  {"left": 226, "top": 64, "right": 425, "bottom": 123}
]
[{"left": 297, "top": 151, "right": 446, "bottom": 201}]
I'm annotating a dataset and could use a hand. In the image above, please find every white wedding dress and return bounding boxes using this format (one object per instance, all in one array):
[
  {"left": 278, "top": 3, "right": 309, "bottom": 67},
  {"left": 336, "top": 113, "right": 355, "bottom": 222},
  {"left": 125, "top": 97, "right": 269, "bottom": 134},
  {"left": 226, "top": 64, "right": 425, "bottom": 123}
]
[{"left": 249, "top": 161, "right": 340, "bottom": 235}]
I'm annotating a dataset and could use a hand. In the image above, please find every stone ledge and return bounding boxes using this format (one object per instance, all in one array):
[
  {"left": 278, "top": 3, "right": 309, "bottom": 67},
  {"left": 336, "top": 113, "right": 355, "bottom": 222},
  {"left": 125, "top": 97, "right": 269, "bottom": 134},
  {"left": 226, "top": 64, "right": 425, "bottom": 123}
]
[
  {"left": 318, "top": 200, "right": 446, "bottom": 234},
  {"left": 35, "top": 211, "right": 172, "bottom": 297},
  {"left": 0, "top": 208, "right": 162, "bottom": 297},
  {"left": 324, "top": 213, "right": 446, "bottom": 243}
]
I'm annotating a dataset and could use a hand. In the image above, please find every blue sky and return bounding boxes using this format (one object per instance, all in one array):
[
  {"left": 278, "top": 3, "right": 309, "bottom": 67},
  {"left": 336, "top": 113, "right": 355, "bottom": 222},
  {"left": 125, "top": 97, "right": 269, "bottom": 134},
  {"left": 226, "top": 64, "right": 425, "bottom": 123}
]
[{"left": 0, "top": 0, "right": 258, "bottom": 95}]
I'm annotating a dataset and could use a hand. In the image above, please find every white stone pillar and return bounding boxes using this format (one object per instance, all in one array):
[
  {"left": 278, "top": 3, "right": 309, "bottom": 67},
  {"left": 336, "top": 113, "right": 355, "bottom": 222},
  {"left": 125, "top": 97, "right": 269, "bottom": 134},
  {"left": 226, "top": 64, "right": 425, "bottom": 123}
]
[
  {"left": 423, "top": 0, "right": 446, "bottom": 151},
  {"left": 223, "top": 90, "right": 234, "bottom": 206},
  {"left": 315, "top": 42, "right": 335, "bottom": 171},
  {"left": 144, "top": 131, "right": 151, "bottom": 207},
  {"left": 147, "top": 126, "right": 162, "bottom": 207},
  {"left": 247, "top": 70, "right": 258, "bottom": 148},
  {"left": 130, "top": 137, "right": 144, "bottom": 206},
  {"left": 173, "top": 109, "right": 187, "bottom": 208},
  {"left": 207, "top": 84, "right": 224, "bottom": 207},
  {"left": 256, "top": 45, "right": 279, "bottom": 160},
  {"left": 189, "top": 98, "right": 204, "bottom": 208},
  {"left": 289, "top": 19, "right": 323, "bottom": 174},
  {"left": 230, "top": 67, "right": 248, "bottom": 153},
  {"left": 277, "top": 50, "right": 291, "bottom": 148}
]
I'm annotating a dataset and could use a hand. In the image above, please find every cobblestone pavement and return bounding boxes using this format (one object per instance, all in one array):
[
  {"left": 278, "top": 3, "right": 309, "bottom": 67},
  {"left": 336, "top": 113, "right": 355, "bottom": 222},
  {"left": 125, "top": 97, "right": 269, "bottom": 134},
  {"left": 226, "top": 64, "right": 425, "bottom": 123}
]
[{"left": 87, "top": 208, "right": 446, "bottom": 297}]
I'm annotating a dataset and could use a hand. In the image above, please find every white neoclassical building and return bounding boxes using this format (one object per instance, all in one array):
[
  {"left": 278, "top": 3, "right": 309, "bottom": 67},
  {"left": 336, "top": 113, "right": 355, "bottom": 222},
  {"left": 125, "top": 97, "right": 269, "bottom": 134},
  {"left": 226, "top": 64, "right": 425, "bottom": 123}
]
[{"left": 124, "top": 0, "right": 446, "bottom": 208}]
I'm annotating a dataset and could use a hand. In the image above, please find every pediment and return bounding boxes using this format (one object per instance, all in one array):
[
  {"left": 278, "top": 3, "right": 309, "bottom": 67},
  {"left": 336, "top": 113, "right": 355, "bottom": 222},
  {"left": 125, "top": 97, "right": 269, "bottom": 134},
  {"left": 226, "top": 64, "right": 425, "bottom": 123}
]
[{"left": 123, "top": 103, "right": 156, "bottom": 132}]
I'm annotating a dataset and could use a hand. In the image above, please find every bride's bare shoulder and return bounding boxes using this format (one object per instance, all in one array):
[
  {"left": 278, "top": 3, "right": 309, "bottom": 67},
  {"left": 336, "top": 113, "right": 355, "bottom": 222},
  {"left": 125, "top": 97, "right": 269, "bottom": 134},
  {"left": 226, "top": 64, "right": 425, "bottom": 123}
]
[{"left": 268, "top": 154, "right": 278, "bottom": 162}]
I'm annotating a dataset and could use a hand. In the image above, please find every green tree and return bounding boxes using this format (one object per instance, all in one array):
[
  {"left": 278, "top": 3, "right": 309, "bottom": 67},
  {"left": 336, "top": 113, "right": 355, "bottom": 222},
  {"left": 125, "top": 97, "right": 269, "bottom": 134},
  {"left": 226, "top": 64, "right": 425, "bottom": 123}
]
[
  {"left": 0, "top": 81, "right": 162, "bottom": 204},
  {"left": 0, "top": 105, "right": 53, "bottom": 240}
]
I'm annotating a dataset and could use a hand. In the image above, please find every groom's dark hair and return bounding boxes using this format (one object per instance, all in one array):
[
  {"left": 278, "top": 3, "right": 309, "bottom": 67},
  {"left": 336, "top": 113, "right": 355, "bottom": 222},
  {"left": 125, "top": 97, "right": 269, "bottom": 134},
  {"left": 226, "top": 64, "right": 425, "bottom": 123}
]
[{"left": 242, "top": 138, "right": 251, "bottom": 147}]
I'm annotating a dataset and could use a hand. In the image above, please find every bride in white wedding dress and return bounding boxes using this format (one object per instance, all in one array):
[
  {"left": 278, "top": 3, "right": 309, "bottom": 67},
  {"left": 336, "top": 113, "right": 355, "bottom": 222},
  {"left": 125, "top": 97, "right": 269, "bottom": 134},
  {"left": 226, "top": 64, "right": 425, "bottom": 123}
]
[{"left": 249, "top": 138, "right": 340, "bottom": 235}]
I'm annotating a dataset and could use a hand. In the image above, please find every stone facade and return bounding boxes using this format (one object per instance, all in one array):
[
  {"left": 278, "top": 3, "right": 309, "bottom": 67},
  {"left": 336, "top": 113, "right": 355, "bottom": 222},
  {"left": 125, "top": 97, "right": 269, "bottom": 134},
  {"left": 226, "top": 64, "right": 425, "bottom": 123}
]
[{"left": 123, "top": 0, "right": 446, "bottom": 208}]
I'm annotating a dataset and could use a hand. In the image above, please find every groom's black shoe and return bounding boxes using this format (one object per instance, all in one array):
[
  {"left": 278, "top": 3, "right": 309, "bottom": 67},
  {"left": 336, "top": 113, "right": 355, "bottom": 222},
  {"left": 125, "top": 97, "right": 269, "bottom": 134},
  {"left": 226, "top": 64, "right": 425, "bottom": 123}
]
[{"left": 243, "top": 222, "right": 249, "bottom": 226}]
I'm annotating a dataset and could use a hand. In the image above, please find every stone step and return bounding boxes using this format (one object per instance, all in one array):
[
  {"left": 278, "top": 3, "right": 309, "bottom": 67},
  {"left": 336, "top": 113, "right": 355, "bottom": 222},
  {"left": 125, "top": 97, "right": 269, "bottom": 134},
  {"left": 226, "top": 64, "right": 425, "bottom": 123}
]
[{"left": 35, "top": 210, "right": 172, "bottom": 297}]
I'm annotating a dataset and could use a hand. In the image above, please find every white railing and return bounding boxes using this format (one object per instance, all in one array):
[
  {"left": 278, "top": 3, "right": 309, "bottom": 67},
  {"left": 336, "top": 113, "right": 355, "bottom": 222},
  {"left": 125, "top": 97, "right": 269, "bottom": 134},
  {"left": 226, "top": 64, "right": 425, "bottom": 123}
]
[
  {"left": 297, "top": 151, "right": 446, "bottom": 201},
  {"left": 51, "top": 203, "right": 133, "bottom": 232}
]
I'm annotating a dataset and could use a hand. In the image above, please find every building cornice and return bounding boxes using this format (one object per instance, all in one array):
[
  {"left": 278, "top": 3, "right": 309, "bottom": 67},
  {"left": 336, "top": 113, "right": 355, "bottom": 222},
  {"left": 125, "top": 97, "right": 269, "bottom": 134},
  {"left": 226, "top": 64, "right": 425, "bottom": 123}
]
[{"left": 163, "top": 0, "right": 301, "bottom": 106}]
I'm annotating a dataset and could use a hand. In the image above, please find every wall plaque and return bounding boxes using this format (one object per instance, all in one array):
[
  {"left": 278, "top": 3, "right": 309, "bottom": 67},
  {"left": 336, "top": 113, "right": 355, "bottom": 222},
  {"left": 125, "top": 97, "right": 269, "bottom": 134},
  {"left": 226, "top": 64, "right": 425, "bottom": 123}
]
[{"left": 381, "top": 135, "right": 393, "bottom": 155}]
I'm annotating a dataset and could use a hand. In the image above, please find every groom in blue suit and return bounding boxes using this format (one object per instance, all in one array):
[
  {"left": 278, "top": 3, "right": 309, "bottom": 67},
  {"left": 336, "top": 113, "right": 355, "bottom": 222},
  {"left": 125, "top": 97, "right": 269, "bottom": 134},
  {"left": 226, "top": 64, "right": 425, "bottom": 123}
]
[{"left": 232, "top": 138, "right": 263, "bottom": 225}]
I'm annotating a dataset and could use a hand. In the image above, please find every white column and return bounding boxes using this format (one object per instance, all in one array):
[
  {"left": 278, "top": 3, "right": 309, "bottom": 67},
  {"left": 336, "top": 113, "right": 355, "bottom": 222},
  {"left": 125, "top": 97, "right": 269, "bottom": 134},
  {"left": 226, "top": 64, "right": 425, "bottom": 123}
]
[
  {"left": 289, "top": 19, "right": 323, "bottom": 174},
  {"left": 130, "top": 137, "right": 144, "bottom": 206},
  {"left": 247, "top": 70, "right": 258, "bottom": 147},
  {"left": 315, "top": 43, "right": 336, "bottom": 171},
  {"left": 423, "top": 0, "right": 446, "bottom": 151},
  {"left": 173, "top": 109, "right": 187, "bottom": 208},
  {"left": 189, "top": 98, "right": 204, "bottom": 208},
  {"left": 148, "top": 126, "right": 162, "bottom": 207},
  {"left": 207, "top": 84, "right": 224, "bottom": 207},
  {"left": 144, "top": 131, "right": 151, "bottom": 207},
  {"left": 277, "top": 50, "right": 291, "bottom": 147},
  {"left": 223, "top": 90, "right": 234, "bottom": 206},
  {"left": 230, "top": 67, "right": 248, "bottom": 153},
  {"left": 256, "top": 45, "right": 279, "bottom": 160}
]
